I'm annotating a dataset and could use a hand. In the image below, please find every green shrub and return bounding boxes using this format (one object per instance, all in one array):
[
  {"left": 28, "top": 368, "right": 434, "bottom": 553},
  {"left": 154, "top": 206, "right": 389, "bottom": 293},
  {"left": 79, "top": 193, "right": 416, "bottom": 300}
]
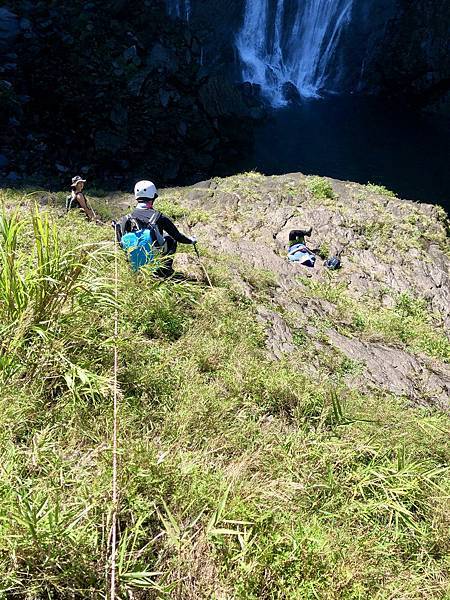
[
  {"left": 366, "top": 182, "right": 398, "bottom": 197},
  {"left": 154, "top": 196, "right": 188, "bottom": 220},
  {"left": 306, "top": 176, "right": 336, "bottom": 201}
]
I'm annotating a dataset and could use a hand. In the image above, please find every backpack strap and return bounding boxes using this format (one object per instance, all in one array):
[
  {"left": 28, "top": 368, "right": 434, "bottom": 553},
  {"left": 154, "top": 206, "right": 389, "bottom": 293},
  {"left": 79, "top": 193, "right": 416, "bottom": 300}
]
[
  {"left": 130, "top": 209, "right": 165, "bottom": 247},
  {"left": 66, "top": 191, "right": 79, "bottom": 211},
  {"left": 116, "top": 214, "right": 136, "bottom": 241},
  {"left": 131, "top": 208, "right": 160, "bottom": 225},
  {"left": 146, "top": 209, "right": 160, "bottom": 225}
]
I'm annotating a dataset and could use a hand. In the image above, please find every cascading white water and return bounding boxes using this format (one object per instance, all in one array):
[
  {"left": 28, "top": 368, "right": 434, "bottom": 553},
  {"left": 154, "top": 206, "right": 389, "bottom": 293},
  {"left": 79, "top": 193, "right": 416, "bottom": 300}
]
[
  {"left": 166, "top": 0, "right": 191, "bottom": 21},
  {"left": 236, "top": 0, "right": 354, "bottom": 105}
]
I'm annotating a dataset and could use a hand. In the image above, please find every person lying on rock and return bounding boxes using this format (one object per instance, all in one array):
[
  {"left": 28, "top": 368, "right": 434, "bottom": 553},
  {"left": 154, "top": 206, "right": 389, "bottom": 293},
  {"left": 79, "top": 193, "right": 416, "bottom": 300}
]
[
  {"left": 114, "top": 180, "right": 196, "bottom": 277},
  {"left": 66, "top": 175, "right": 97, "bottom": 221},
  {"left": 287, "top": 228, "right": 316, "bottom": 267}
]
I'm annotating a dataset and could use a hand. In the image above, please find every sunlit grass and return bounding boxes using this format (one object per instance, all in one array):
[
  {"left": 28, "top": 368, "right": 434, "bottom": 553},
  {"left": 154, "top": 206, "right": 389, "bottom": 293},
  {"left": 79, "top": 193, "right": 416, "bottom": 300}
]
[
  {"left": 365, "top": 182, "right": 398, "bottom": 197},
  {"left": 0, "top": 189, "right": 448, "bottom": 598}
]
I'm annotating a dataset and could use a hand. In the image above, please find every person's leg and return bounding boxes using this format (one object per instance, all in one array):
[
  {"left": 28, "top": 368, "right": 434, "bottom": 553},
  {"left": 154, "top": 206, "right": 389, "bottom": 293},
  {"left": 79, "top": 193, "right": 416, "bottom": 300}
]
[
  {"left": 163, "top": 236, "right": 177, "bottom": 256},
  {"left": 154, "top": 236, "right": 177, "bottom": 278},
  {"left": 289, "top": 228, "right": 312, "bottom": 248}
]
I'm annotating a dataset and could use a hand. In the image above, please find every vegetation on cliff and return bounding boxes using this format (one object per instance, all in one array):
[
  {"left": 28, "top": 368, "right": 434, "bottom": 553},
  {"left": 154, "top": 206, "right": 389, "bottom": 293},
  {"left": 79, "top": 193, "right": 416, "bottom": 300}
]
[{"left": 0, "top": 175, "right": 449, "bottom": 599}]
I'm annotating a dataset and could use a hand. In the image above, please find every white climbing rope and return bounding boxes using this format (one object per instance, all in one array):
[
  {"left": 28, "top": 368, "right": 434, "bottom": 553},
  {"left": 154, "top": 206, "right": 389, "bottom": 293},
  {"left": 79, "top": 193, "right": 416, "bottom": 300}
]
[{"left": 109, "top": 234, "right": 120, "bottom": 599}]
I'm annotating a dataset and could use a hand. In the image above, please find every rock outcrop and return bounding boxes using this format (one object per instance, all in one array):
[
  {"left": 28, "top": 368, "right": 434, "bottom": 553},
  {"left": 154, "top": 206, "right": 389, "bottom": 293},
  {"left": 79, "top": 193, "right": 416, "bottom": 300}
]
[
  {"left": 2, "top": 0, "right": 448, "bottom": 187},
  {"left": 166, "top": 172, "right": 450, "bottom": 409},
  {"left": 0, "top": 8, "right": 18, "bottom": 52}
]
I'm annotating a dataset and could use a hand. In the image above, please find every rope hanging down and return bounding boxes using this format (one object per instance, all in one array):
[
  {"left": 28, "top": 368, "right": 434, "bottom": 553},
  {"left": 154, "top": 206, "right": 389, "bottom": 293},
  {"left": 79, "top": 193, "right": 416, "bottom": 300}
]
[
  {"left": 107, "top": 227, "right": 208, "bottom": 597},
  {"left": 109, "top": 235, "right": 120, "bottom": 599}
]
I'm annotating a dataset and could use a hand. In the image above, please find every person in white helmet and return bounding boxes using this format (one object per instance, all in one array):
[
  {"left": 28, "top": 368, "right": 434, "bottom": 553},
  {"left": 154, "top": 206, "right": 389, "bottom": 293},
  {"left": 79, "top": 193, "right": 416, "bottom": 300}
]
[{"left": 115, "top": 180, "right": 196, "bottom": 277}]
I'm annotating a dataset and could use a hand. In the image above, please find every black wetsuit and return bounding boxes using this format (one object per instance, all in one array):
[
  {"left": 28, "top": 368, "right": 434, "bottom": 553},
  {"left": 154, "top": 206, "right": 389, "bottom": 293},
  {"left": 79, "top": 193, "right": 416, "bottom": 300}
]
[
  {"left": 125, "top": 207, "right": 193, "bottom": 276},
  {"left": 130, "top": 207, "right": 192, "bottom": 246}
]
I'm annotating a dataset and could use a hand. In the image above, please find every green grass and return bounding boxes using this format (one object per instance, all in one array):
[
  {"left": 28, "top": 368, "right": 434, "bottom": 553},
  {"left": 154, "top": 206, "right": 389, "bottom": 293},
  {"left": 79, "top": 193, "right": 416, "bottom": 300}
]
[
  {"left": 342, "top": 204, "right": 449, "bottom": 256},
  {"left": 306, "top": 176, "right": 336, "bottom": 202},
  {"left": 0, "top": 189, "right": 449, "bottom": 599},
  {"left": 365, "top": 182, "right": 398, "bottom": 198},
  {"left": 212, "top": 173, "right": 264, "bottom": 203}
]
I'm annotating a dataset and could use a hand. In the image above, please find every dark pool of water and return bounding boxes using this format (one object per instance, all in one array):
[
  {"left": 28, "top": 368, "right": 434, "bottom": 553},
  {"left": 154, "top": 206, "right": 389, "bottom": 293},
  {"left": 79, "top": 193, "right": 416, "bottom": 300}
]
[{"left": 241, "top": 97, "right": 450, "bottom": 210}]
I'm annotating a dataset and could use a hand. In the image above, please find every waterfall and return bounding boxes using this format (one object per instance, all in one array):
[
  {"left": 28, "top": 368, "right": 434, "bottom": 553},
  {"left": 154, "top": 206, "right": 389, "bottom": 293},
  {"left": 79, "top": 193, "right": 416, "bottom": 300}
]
[
  {"left": 166, "top": 0, "right": 191, "bottom": 21},
  {"left": 236, "top": 0, "right": 354, "bottom": 105}
]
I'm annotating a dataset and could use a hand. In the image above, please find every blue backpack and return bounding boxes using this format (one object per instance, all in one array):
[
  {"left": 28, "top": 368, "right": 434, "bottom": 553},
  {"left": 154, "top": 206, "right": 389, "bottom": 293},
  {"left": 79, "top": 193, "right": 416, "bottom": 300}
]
[
  {"left": 324, "top": 256, "right": 342, "bottom": 270},
  {"left": 121, "top": 229, "right": 155, "bottom": 272},
  {"left": 115, "top": 209, "right": 165, "bottom": 272}
]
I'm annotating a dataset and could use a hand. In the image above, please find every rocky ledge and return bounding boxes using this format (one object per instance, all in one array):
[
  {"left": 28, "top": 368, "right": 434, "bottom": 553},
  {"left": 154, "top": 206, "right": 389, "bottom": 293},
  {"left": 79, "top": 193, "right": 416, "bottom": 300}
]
[{"left": 155, "top": 172, "right": 449, "bottom": 410}]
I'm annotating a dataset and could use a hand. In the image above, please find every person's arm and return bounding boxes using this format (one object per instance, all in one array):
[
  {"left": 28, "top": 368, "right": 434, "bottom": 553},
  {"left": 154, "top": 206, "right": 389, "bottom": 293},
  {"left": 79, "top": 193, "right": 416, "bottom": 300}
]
[
  {"left": 76, "top": 193, "right": 96, "bottom": 221},
  {"left": 159, "top": 214, "right": 194, "bottom": 244}
]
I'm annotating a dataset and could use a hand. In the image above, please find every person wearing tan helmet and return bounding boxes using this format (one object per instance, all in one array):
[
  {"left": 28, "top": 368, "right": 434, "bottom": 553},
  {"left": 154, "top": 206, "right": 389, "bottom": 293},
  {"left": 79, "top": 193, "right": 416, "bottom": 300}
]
[{"left": 66, "top": 175, "right": 97, "bottom": 221}]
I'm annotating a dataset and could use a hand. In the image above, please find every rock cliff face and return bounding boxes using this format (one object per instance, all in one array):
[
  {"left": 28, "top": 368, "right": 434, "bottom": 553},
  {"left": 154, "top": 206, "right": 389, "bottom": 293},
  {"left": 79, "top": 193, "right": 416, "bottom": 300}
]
[
  {"left": 363, "top": 0, "right": 450, "bottom": 115},
  {"left": 0, "top": 0, "right": 448, "bottom": 185},
  {"left": 292, "top": 0, "right": 450, "bottom": 114},
  {"left": 0, "top": 0, "right": 260, "bottom": 186}
]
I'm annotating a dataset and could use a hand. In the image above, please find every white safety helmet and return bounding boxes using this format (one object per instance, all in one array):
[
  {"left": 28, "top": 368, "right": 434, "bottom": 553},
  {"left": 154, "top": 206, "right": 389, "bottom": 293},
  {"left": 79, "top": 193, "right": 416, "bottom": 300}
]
[{"left": 134, "top": 180, "right": 158, "bottom": 200}]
